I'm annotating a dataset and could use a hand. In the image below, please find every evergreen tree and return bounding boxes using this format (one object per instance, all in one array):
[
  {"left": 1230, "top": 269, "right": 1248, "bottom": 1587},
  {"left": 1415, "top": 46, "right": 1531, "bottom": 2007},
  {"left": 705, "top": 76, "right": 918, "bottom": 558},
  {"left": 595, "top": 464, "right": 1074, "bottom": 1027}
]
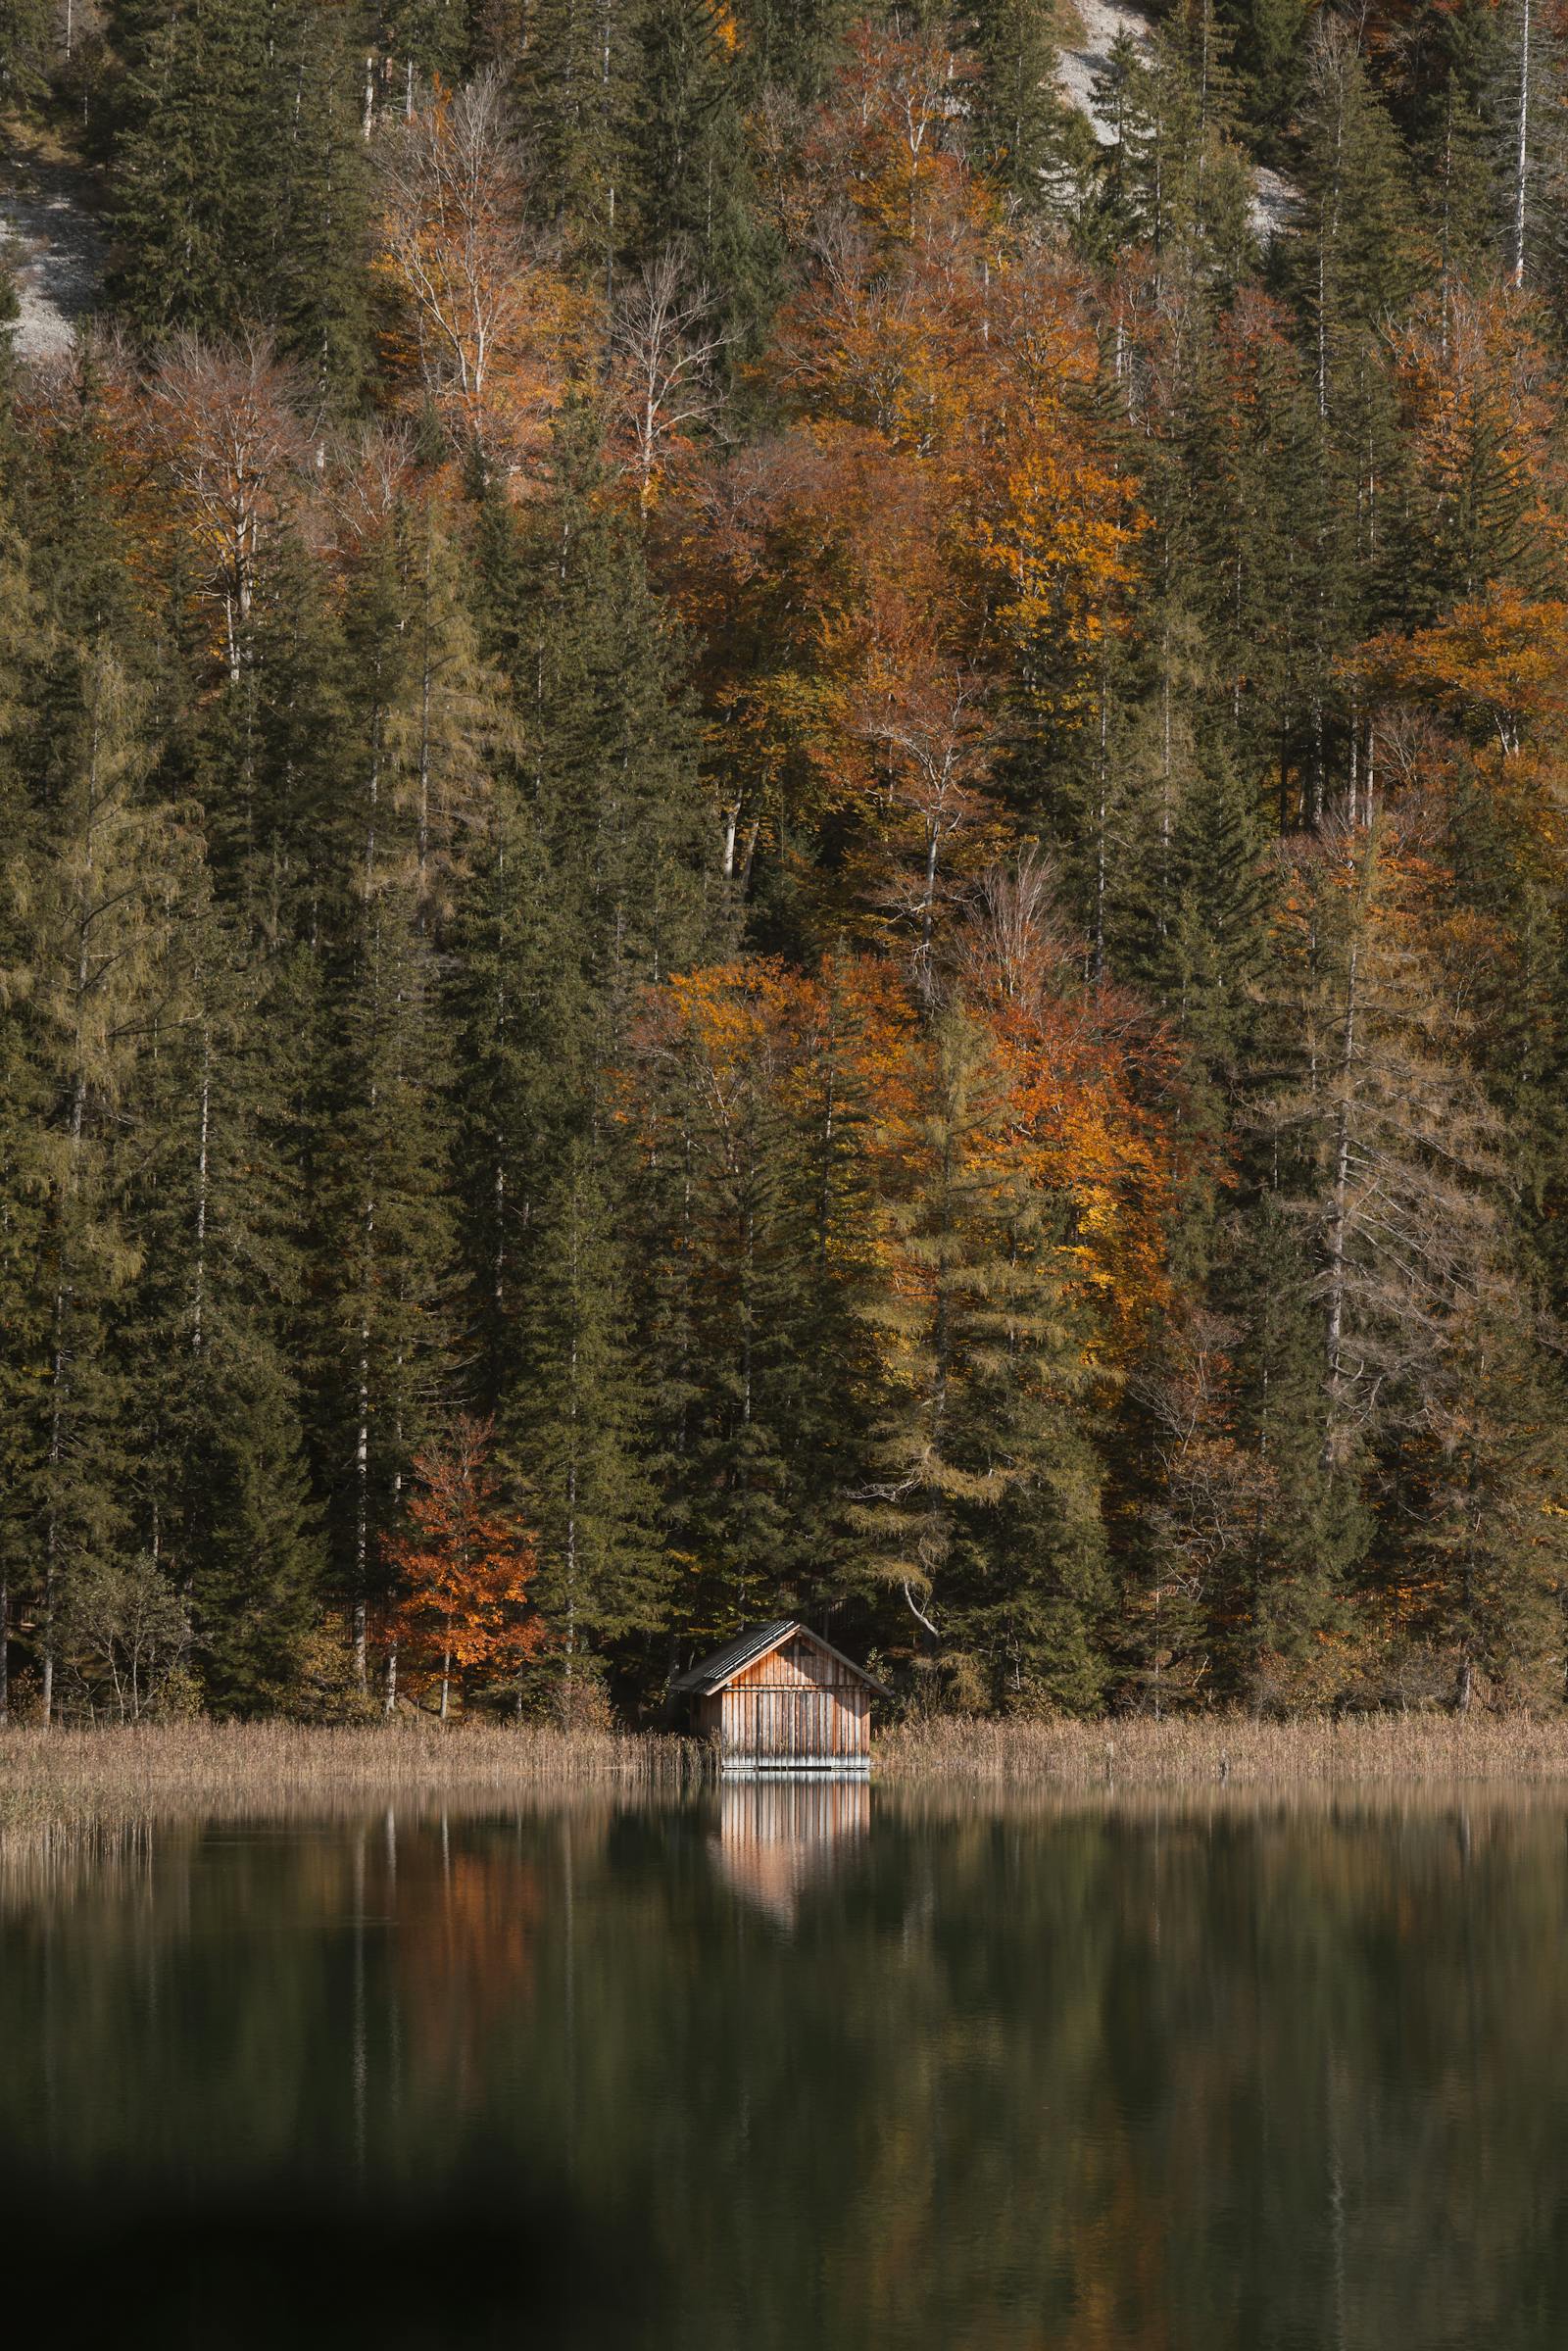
[
  {"left": 108, "top": 0, "right": 277, "bottom": 337},
  {"left": 966, "top": 0, "right": 1077, "bottom": 214},
  {"left": 856, "top": 1004, "right": 1104, "bottom": 1709},
  {"left": 508, "top": 0, "right": 645, "bottom": 284},
  {"left": 18, "top": 641, "right": 198, "bottom": 1718},
  {"left": 732, "top": 0, "right": 856, "bottom": 101},
  {"left": 633, "top": 0, "right": 774, "bottom": 352},
  {"left": 124, "top": 900, "right": 324, "bottom": 1711},
  {"left": 108, "top": 0, "right": 372, "bottom": 379}
]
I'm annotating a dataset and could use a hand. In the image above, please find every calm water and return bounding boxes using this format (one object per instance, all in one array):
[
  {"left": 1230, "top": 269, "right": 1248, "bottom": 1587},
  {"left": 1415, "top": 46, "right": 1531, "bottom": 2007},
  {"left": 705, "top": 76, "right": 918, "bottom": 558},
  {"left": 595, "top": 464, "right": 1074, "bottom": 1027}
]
[{"left": 4, "top": 1783, "right": 1568, "bottom": 2348}]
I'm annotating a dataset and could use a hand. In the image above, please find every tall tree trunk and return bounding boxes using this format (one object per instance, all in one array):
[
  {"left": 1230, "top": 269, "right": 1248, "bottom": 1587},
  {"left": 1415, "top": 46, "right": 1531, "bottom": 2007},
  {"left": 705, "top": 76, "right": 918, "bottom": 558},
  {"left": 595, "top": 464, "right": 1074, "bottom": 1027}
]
[
  {"left": 354, "top": 1314, "right": 370, "bottom": 1690},
  {"left": 192, "top": 1019, "right": 211, "bottom": 1353},
  {"left": 1322, "top": 936, "right": 1360, "bottom": 1469},
  {"left": 1513, "top": 0, "right": 1532, "bottom": 288}
]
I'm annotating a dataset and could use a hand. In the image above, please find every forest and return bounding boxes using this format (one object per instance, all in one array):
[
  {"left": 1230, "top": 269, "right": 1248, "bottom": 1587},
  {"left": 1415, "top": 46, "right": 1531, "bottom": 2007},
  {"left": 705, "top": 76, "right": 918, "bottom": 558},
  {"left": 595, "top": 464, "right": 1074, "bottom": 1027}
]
[{"left": 3, "top": 0, "right": 1568, "bottom": 1727}]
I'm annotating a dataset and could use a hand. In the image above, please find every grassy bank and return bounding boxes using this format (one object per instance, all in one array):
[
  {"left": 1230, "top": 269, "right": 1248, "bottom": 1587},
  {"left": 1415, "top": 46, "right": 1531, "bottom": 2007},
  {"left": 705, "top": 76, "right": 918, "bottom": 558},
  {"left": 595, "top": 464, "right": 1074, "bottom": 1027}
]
[{"left": 9, "top": 1711, "right": 1568, "bottom": 1839}]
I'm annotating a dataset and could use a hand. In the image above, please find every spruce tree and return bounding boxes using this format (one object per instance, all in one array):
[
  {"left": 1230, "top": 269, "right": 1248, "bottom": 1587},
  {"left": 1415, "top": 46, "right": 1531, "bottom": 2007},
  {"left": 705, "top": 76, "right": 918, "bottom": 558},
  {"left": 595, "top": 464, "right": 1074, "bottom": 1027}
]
[
  {"left": 123, "top": 891, "right": 324, "bottom": 1712},
  {"left": 508, "top": 0, "right": 645, "bottom": 284},
  {"left": 632, "top": 0, "right": 774, "bottom": 354},
  {"left": 966, "top": 0, "right": 1077, "bottom": 214},
  {"left": 19, "top": 641, "right": 198, "bottom": 1718}
]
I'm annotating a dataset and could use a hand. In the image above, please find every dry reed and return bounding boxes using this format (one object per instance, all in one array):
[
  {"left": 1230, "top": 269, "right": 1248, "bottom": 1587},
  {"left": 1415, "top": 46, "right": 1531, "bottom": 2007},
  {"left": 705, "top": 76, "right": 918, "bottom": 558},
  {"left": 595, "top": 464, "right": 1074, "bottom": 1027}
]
[
  {"left": 874, "top": 1709, "right": 1568, "bottom": 1788},
  {"left": 7, "top": 1710, "right": 1568, "bottom": 1843},
  {"left": 0, "top": 1718, "right": 701, "bottom": 1842}
]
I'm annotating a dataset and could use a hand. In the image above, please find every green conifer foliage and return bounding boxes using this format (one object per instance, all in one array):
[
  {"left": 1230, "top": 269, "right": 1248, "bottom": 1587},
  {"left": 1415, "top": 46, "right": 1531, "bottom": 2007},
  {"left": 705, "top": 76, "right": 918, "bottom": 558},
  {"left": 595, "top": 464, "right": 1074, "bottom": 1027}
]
[
  {"left": 17, "top": 642, "right": 200, "bottom": 1718},
  {"left": 966, "top": 0, "right": 1076, "bottom": 213},
  {"left": 108, "top": 0, "right": 372, "bottom": 383},
  {"left": 109, "top": 0, "right": 275, "bottom": 336},
  {"left": 124, "top": 901, "right": 324, "bottom": 1712},
  {"left": 0, "top": 475, "right": 50, "bottom": 1721},
  {"left": 856, "top": 1004, "right": 1103, "bottom": 1710},
  {"left": 728, "top": 0, "right": 857, "bottom": 101},
  {"left": 633, "top": 0, "right": 773, "bottom": 352},
  {"left": 508, "top": 0, "right": 645, "bottom": 282}
]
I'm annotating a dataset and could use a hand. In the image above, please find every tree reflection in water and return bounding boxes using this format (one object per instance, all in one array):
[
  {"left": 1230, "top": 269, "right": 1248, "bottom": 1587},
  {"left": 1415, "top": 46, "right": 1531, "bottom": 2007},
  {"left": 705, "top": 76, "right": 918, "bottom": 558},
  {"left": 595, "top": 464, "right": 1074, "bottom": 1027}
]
[{"left": 2, "top": 1788, "right": 1567, "bottom": 2349}]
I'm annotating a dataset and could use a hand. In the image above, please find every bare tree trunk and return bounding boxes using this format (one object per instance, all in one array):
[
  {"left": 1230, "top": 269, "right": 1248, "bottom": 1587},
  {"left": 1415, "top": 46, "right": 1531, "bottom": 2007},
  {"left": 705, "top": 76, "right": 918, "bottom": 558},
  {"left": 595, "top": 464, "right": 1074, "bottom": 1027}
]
[
  {"left": 1322, "top": 936, "right": 1360, "bottom": 1468},
  {"left": 192, "top": 1020, "right": 211, "bottom": 1353},
  {"left": 1513, "top": 0, "right": 1532, "bottom": 288},
  {"left": 354, "top": 1317, "right": 370, "bottom": 1690}
]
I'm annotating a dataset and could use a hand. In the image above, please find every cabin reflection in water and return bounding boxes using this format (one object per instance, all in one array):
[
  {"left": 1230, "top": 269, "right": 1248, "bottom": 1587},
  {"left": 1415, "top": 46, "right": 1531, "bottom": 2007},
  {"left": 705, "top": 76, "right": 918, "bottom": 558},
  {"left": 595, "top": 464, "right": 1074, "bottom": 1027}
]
[{"left": 712, "top": 1777, "right": 870, "bottom": 1928}]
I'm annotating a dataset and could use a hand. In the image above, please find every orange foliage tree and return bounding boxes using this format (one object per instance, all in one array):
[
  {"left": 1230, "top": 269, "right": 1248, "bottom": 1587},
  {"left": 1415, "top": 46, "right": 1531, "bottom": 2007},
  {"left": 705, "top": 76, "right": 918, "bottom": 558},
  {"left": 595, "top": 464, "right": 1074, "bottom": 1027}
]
[
  {"left": 375, "top": 72, "right": 590, "bottom": 483},
  {"left": 660, "top": 24, "right": 1142, "bottom": 964},
  {"left": 384, "top": 1416, "right": 544, "bottom": 1719},
  {"left": 146, "top": 330, "right": 312, "bottom": 680}
]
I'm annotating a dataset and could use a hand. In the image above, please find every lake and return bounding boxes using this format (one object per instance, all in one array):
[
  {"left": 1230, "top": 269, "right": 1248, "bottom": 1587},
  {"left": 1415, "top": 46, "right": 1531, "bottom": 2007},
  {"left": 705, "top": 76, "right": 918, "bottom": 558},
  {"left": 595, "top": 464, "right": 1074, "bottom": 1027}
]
[{"left": 3, "top": 1781, "right": 1566, "bottom": 2348}]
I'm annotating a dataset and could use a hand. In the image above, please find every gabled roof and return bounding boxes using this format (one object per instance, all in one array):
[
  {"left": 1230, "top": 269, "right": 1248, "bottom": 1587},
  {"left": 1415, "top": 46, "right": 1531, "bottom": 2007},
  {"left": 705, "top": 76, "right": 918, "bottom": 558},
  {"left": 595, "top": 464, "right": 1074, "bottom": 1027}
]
[{"left": 671, "top": 1619, "right": 889, "bottom": 1698}]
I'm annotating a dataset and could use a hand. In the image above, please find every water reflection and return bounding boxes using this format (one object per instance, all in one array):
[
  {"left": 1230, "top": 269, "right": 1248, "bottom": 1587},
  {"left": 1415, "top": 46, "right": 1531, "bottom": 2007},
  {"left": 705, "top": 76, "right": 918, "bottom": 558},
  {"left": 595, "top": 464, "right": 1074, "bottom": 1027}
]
[
  {"left": 3, "top": 1787, "right": 1568, "bottom": 2349},
  {"left": 713, "top": 1776, "right": 869, "bottom": 1926}
]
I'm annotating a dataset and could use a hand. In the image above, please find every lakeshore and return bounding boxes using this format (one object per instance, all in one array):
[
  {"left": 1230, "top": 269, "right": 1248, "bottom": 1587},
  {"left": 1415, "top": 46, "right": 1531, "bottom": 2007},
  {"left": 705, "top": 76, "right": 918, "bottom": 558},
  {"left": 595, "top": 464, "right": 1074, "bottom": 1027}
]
[{"left": 11, "top": 1711, "right": 1568, "bottom": 1840}]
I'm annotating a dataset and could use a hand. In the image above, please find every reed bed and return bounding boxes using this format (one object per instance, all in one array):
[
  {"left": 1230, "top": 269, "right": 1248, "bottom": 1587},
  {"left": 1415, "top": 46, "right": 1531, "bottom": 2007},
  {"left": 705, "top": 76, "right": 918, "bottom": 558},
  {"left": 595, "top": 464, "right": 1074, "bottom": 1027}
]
[
  {"left": 9, "top": 1711, "right": 1568, "bottom": 1848},
  {"left": 0, "top": 1718, "right": 701, "bottom": 1842},
  {"left": 875, "top": 1709, "right": 1568, "bottom": 1788}
]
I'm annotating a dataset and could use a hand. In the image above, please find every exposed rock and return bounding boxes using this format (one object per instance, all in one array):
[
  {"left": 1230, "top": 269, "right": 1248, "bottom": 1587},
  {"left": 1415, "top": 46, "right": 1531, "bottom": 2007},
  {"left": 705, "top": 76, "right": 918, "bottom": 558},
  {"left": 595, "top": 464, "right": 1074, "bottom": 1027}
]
[
  {"left": 1054, "top": 0, "right": 1298, "bottom": 244},
  {"left": 1, "top": 142, "right": 105, "bottom": 363}
]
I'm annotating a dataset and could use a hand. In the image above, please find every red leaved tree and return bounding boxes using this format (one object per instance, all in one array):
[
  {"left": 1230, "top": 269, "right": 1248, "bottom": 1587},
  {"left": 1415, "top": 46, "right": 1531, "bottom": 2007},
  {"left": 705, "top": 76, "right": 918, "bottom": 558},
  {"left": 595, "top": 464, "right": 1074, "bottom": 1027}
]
[{"left": 384, "top": 1417, "right": 544, "bottom": 1720}]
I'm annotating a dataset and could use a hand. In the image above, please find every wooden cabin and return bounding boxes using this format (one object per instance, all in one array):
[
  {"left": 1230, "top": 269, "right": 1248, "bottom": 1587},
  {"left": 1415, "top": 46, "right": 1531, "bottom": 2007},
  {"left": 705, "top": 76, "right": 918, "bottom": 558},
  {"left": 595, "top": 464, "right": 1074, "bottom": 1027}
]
[{"left": 671, "top": 1620, "right": 887, "bottom": 1774}]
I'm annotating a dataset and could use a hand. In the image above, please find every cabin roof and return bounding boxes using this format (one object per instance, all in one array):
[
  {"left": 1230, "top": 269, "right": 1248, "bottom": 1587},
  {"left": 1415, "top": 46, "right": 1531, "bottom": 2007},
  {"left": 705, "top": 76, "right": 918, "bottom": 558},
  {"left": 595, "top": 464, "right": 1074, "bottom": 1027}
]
[{"left": 670, "top": 1620, "right": 890, "bottom": 1698}]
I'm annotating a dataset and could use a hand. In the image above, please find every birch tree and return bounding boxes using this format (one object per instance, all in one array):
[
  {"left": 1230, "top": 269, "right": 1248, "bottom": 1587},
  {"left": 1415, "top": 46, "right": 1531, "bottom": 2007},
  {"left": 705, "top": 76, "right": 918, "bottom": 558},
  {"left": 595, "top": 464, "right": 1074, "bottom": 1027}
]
[{"left": 376, "top": 71, "right": 585, "bottom": 480}]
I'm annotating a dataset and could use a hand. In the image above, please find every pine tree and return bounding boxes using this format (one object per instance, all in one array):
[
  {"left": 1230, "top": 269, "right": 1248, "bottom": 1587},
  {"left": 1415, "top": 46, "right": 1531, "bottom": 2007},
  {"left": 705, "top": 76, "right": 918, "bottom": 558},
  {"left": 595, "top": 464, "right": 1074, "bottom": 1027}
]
[
  {"left": 508, "top": 0, "right": 645, "bottom": 285},
  {"left": 632, "top": 0, "right": 774, "bottom": 354},
  {"left": 0, "top": 453, "right": 50, "bottom": 1721},
  {"left": 108, "top": 0, "right": 373, "bottom": 375},
  {"left": 1221, "top": 0, "right": 1304, "bottom": 157},
  {"left": 732, "top": 0, "right": 856, "bottom": 100},
  {"left": 856, "top": 1003, "right": 1103, "bottom": 1707},
  {"left": 307, "top": 510, "right": 483, "bottom": 1690},
  {"left": 108, "top": 0, "right": 276, "bottom": 338},
  {"left": 314, "top": 881, "right": 460, "bottom": 1691},
  {"left": 966, "top": 0, "right": 1076, "bottom": 214},
  {"left": 505, "top": 1134, "right": 669, "bottom": 1705},
  {"left": 0, "top": 0, "right": 52, "bottom": 103},
  {"left": 267, "top": 2, "right": 376, "bottom": 406},
  {"left": 123, "top": 893, "right": 324, "bottom": 1712},
  {"left": 18, "top": 641, "right": 199, "bottom": 1718}
]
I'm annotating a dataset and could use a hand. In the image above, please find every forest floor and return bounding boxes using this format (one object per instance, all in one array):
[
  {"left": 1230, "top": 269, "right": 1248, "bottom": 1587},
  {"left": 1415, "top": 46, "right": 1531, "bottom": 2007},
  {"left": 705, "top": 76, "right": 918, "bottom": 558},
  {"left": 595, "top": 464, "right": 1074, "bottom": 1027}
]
[
  {"left": 1053, "top": 0, "right": 1298, "bottom": 241},
  {"left": 0, "top": 112, "right": 105, "bottom": 364},
  {"left": 6, "top": 1713, "right": 1568, "bottom": 1843}
]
